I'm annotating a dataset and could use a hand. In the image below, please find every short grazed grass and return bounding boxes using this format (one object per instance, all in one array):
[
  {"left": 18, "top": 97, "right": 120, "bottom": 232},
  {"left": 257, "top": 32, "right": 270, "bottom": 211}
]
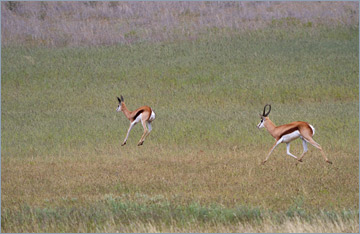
[{"left": 1, "top": 24, "right": 359, "bottom": 232}]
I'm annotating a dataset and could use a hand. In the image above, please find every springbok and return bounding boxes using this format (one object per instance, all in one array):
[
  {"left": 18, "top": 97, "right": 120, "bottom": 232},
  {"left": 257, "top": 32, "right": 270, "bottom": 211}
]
[
  {"left": 257, "top": 104, "right": 332, "bottom": 165},
  {"left": 116, "top": 95, "right": 155, "bottom": 146}
]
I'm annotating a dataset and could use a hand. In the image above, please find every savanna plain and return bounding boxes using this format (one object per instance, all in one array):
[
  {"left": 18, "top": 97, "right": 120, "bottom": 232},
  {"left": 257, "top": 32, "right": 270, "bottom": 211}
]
[{"left": 1, "top": 1, "right": 359, "bottom": 233}]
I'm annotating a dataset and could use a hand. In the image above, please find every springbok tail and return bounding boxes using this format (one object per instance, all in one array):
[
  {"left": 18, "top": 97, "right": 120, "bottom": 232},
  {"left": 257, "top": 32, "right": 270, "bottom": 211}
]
[
  {"left": 148, "top": 108, "right": 156, "bottom": 122},
  {"left": 309, "top": 124, "right": 315, "bottom": 136}
]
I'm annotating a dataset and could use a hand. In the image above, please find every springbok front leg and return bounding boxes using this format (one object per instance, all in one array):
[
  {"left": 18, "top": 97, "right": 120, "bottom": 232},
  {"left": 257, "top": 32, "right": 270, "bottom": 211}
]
[
  {"left": 122, "top": 122, "right": 136, "bottom": 146},
  {"left": 262, "top": 138, "right": 282, "bottom": 165}
]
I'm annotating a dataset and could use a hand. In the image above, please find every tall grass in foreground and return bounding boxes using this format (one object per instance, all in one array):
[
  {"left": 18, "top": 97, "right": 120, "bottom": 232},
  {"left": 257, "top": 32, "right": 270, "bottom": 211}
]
[{"left": 2, "top": 199, "right": 358, "bottom": 233}]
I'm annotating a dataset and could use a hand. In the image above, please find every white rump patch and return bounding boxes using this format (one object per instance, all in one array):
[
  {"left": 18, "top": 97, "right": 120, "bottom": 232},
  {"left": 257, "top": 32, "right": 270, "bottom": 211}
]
[{"left": 149, "top": 110, "right": 155, "bottom": 122}]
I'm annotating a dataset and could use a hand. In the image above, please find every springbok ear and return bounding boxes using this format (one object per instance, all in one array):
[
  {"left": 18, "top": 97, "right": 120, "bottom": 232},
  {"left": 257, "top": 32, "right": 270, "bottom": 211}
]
[
  {"left": 120, "top": 95, "right": 124, "bottom": 102},
  {"left": 117, "top": 97, "right": 121, "bottom": 103}
]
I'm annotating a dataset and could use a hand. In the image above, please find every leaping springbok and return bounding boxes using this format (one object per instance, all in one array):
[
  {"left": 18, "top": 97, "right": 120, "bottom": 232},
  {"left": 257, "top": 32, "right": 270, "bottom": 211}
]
[
  {"left": 116, "top": 95, "right": 155, "bottom": 146},
  {"left": 257, "top": 104, "right": 332, "bottom": 165}
]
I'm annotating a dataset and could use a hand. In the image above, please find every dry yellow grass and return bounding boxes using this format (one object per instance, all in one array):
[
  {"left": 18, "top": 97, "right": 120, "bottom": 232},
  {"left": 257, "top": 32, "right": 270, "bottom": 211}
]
[
  {"left": 2, "top": 144, "right": 358, "bottom": 211},
  {"left": 2, "top": 145, "right": 358, "bottom": 232},
  {"left": 103, "top": 218, "right": 358, "bottom": 233}
]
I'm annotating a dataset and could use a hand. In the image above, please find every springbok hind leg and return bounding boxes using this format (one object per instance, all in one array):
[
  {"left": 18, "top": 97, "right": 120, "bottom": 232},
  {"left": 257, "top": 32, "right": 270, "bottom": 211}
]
[
  {"left": 304, "top": 137, "right": 332, "bottom": 164},
  {"left": 286, "top": 143, "right": 298, "bottom": 159},
  {"left": 145, "top": 122, "right": 152, "bottom": 138},
  {"left": 141, "top": 122, "right": 152, "bottom": 144},
  {"left": 137, "top": 120, "right": 148, "bottom": 146},
  {"left": 297, "top": 139, "right": 308, "bottom": 162}
]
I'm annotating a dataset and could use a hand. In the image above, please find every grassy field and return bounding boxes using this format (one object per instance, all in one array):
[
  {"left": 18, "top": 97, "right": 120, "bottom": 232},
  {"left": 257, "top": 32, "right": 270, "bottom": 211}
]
[{"left": 1, "top": 17, "right": 359, "bottom": 233}]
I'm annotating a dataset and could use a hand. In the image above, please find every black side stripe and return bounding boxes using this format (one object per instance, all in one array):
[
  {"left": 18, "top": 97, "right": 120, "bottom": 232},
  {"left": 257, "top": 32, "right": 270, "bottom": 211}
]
[
  {"left": 279, "top": 127, "right": 299, "bottom": 138},
  {"left": 133, "top": 109, "right": 144, "bottom": 120}
]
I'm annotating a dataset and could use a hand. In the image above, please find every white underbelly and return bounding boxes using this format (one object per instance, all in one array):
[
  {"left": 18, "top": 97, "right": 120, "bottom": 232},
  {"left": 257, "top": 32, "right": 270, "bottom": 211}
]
[
  {"left": 282, "top": 130, "right": 301, "bottom": 143},
  {"left": 134, "top": 113, "right": 142, "bottom": 123}
]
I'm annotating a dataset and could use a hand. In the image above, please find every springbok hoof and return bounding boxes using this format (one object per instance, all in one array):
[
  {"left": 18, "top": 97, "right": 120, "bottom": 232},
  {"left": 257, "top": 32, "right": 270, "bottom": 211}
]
[
  {"left": 121, "top": 142, "right": 126, "bottom": 146},
  {"left": 326, "top": 160, "right": 333, "bottom": 164},
  {"left": 297, "top": 159, "right": 303, "bottom": 162},
  {"left": 261, "top": 161, "right": 267, "bottom": 165},
  {"left": 137, "top": 142, "right": 144, "bottom": 146}
]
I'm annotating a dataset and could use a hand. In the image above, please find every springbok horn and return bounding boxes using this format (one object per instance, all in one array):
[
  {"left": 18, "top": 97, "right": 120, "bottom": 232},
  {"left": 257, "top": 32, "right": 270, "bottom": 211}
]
[{"left": 263, "top": 104, "right": 271, "bottom": 117}]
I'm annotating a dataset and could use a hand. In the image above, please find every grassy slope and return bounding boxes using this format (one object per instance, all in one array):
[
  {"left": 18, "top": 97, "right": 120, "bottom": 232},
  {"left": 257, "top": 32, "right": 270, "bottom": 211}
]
[{"left": 1, "top": 27, "right": 359, "bottom": 232}]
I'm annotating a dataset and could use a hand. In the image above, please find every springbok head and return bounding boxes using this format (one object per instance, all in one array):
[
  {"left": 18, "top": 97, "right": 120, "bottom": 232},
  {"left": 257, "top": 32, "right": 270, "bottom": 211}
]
[
  {"left": 116, "top": 95, "right": 124, "bottom": 112},
  {"left": 257, "top": 104, "right": 271, "bottom": 129}
]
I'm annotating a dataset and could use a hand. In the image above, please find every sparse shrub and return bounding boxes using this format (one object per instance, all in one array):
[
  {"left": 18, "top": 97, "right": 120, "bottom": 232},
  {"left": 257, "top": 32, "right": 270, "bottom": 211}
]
[
  {"left": 304, "top": 21, "right": 313, "bottom": 27},
  {"left": 5, "top": 1, "right": 20, "bottom": 12},
  {"left": 38, "top": 2, "right": 47, "bottom": 21}
]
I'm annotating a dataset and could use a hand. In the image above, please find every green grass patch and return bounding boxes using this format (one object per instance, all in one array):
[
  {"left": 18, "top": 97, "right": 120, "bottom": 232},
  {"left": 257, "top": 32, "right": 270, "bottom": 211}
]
[
  {"left": 1, "top": 27, "right": 358, "bottom": 157},
  {"left": 2, "top": 198, "right": 358, "bottom": 233}
]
